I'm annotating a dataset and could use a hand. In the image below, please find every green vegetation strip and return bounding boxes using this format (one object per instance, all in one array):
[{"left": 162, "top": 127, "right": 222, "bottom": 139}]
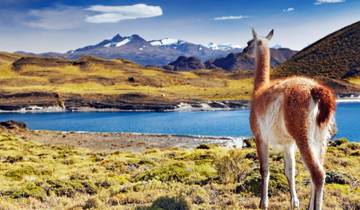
[{"left": 0, "top": 133, "right": 359, "bottom": 209}]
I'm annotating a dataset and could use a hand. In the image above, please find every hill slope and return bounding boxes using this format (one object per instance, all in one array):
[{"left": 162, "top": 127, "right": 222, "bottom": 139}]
[
  {"left": 0, "top": 53, "right": 253, "bottom": 111},
  {"left": 276, "top": 21, "right": 360, "bottom": 80},
  {"left": 0, "top": 52, "right": 21, "bottom": 64}
]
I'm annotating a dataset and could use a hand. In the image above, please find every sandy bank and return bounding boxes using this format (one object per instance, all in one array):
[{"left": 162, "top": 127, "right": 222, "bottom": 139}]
[{"left": 9, "top": 128, "right": 247, "bottom": 152}]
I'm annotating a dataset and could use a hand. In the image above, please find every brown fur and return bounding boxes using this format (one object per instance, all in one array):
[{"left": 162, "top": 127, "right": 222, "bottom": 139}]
[
  {"left": 249, "top": 30, "right": 336, "bottom": 210},
  {"left": 311, "top": 86, "right": 336, "bottom": 126}
]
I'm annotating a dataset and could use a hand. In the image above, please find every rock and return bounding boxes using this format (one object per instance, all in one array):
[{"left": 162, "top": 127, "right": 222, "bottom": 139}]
[
  {"left": 329, "top": 138, "right": 349, "bottom": 147},
  {"left": 162, "top": 65, "right": 175, "bottom": 70},
  {"left": 325, "top": 171, "right": 353, "bottom": 184},
  {"left": 168, "top": 56, "right": 205, "bottom": 71},
  {"left": 242, "top": 138, "right": 256, "bottom": 148},
  {"left": 0, "top": 121, "right": 27, "bottom": 130},
  {"left": 127, "top": 77, "right": 135, "bottom": 82},
  {"left": 0, "top": 92, "right": 62, "bottom": 111},
  {"left": 196, "top": 144, "right": 211, "bottom": 150}
]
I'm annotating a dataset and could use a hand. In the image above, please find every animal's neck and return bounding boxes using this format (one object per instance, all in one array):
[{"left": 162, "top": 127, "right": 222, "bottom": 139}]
[{"left": 254, "top": 45, "right": 270, "bottom": 91}]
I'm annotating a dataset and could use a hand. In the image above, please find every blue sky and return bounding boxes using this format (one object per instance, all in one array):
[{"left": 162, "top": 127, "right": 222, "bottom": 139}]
[{"left": 0, "top": 0, "right": 359, "bottom": 53}]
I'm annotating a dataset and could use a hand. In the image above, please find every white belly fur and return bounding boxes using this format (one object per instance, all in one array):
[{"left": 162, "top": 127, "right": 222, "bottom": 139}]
[{"left": 257, "top": 96, "right": 294, "bottom": 151}]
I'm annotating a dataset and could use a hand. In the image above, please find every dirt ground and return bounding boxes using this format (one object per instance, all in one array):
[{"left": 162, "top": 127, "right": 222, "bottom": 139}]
[{"left": 12, "top": 129, "right": 245, "bottom": 152}]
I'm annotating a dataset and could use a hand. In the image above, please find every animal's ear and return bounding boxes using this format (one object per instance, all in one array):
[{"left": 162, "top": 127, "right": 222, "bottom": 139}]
[
  {"left": 252, "top": 28, "right": 258, "bottom": 39},
  {"left": 266, "top": 29, "right": 274, "bottom": 40}
]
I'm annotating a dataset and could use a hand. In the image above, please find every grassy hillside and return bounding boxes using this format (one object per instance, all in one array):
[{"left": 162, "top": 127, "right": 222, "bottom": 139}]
[
  {"left": 0, "top": 54, "right": 253, "bottom": 102},
  {"left": 275, "top": 21, "right": 360, "bottom": 90},
  {"left": 1, "top": 44, "right": 359, "bottom": 109},
  {"left": 0, "top": 132, "right": 358, "bottom": 209},
  {"left": 0, "top": 51, "right": 21, "bottom": 64}
]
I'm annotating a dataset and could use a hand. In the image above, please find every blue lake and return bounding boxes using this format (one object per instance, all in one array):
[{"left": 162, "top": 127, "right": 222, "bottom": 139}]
[{"left": 1, "top": 102, "right": 359, "bottom": 141}]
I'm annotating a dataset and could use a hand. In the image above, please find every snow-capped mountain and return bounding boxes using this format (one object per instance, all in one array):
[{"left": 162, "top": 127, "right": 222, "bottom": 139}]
[
  {"left": 149, "top": 38, "right": 186, "bottom": 46},
  {"left": 272, "top": 44, "right": 283, "bottom": 49},
  {"left": 207, "top": 42, "right": 242, "bottom": 51},
  {"left": 66, "top": 34, "right": 242, "bottom": 65}
]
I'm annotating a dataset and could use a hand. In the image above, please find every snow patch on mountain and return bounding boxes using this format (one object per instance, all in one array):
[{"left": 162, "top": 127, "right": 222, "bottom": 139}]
[
  {"left": 115, "top": 38, "right": 130, "bottom": 47},
  {"left": 207, "top": 42, "right": 242, "bottom": 51},
  {"left": 103, "top": 37, "right": 131, "bottom": 48},
  {"left": 272, "top": 44, "right": 283, "bottom": 49},
  {"left": 149, "top": 38, "right": 186, "bottom": 46}
]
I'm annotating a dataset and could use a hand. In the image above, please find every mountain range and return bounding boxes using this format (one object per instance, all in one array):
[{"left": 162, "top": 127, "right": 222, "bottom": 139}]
[
  {"left": 204, "top": 47, "right": 296, "bottom": 71},
  {"left": 14, "top": 33, "right": 297, "bottom": 70},
  {"left": 1, "top": 20, "right": 360, "bottom": 105},
  {"left": 65, "top": 34, "right": 243, "bottom": 66}
]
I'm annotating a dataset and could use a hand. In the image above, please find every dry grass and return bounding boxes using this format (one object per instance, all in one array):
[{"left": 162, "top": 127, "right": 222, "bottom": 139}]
[
  {"left": 0, "top": 60, "right": 253, "bottom": 101},
  {"left": 0, "top": 133, "right": 358, "bottom": 209},
  {"left": 347, "top": 77, "right": 360, "bottom": 86}
]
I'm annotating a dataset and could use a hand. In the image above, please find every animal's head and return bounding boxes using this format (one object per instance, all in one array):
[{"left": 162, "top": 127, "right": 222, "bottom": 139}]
[{"left": 243, "top": 28, "right": 274, "bottom": 55}]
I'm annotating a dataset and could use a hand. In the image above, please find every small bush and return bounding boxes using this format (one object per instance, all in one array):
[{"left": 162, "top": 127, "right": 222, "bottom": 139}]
[
  {"left": 3, "top": 155, "right": 23, "bottom": 163},
  {"left": 330, "top": 138, "right": 349, "bottom": 147},
  {"left": 11, "top": 182, "right": 46, "bottom": 201},
  {"left": 137, "top": 196, "right": 190, "bottom": 210},
  {"left": 214, "top": 149, "right": 252, "bottom": 183},
  {"left": 5, "top": 165, "right": 39, "bottom": 180},
  {"left": 136, "top": 162, "right": 191, "bottom": 182},
  {"left": 83, "top": 198, "right": 100, "bottom": 209},
  {"left": 236, "top": 167, "right": 288, "bottom": 196}
]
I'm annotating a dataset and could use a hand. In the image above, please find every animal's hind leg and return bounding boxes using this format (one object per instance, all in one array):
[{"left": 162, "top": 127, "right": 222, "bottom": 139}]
[
  {"left": 284, "top": 144, "right": 299, "bottom": 209},
  {"left": 297, "top": 141, "right": 325, "bottom": 210},
  {"left": 284, "top": 90, "right": 326, "bottom": 210},
  {"left": 255, "top": 134, "right": 270, "bottom": 210}
]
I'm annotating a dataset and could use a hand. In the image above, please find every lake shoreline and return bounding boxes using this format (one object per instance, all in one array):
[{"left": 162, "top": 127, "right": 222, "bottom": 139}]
[
  {"left": 1, "top": 102, "right": 358, "bottom": 140},
  {"left": 1, "top": 120, "right": 357, "bottom": 153},
  {"left": 0, "top": 96, "right": 359, "bottom": 113},
  {"left": 1, "top": 122, "right": 247, "bottom": 152}
]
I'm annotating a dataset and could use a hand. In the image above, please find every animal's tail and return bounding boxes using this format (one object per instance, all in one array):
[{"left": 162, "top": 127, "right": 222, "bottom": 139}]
[{"left": 311, "top": 86, "right": 336, "bottom": 127}]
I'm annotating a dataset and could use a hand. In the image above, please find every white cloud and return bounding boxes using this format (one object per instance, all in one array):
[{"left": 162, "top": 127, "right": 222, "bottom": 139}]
[
  {"left": 26, "top": 6, "right": 88, "bottom": 30},
  {"left": 24, "top": 4, "right": 163, "bottom": 30},
  {"left": 283, "top": 7, "right": 295, "bottom": 12},
  {"left": 85, "top": 4, "right": 163, "bottom": 23},
  {"left": 315, "top": 0, "right": 345, "bottom": 5},
  {"left": 213, "top": 15, "right": 249, "bottom": 21}
]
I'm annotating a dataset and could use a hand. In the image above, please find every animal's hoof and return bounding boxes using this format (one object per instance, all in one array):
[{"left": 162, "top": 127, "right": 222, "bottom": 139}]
[
  {"left": 291, "top": 198, "right": 300, "bottom": 209},
  {"left": 259, "top": 201, "right": 268, "bottom": 210}
]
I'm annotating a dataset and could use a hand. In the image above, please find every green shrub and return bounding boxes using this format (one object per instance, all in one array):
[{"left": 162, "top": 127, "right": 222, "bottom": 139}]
[
  {"left": 11, "top": 182, "right": 46, "bottom": 201},
  {"left": 137, "top": 196, "right": 190, "bottom": 210},
  {"left": 5, "top": 165, "right": 39, "bottom": 180},
  {"left": 136, "top": 162, "right": 190, "bottom": 182},
  {"left": 214, "top": 149, "right": 252, "bottom": 184},
  {"left": 236, "top": 167, "right": 288, "bottom": 196}
]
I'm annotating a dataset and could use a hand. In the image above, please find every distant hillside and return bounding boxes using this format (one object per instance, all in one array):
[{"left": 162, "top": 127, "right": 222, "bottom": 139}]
[
  {"left": 205, "top": 48, "right": 297, "bottom": 71},
  {"left": 276, "top": 21, "right": 360, "bottom": 80},
  {"left": 66, "top": 34, "right": 242, "bottom": 66},
  {"left": 0, "top": 53, "right": 255, "bottom": 111},
  {"left": 0, "top": 52, "right": 21, "bottom": 64}
]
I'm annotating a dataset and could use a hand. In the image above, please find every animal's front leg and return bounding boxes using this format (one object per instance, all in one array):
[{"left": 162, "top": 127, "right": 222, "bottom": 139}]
[
  {"left": 255, "top": 135, "right": 269, "bottom": 209},
  {"left": 284, "top": 144, "right": 299, "bottom": 209}
]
